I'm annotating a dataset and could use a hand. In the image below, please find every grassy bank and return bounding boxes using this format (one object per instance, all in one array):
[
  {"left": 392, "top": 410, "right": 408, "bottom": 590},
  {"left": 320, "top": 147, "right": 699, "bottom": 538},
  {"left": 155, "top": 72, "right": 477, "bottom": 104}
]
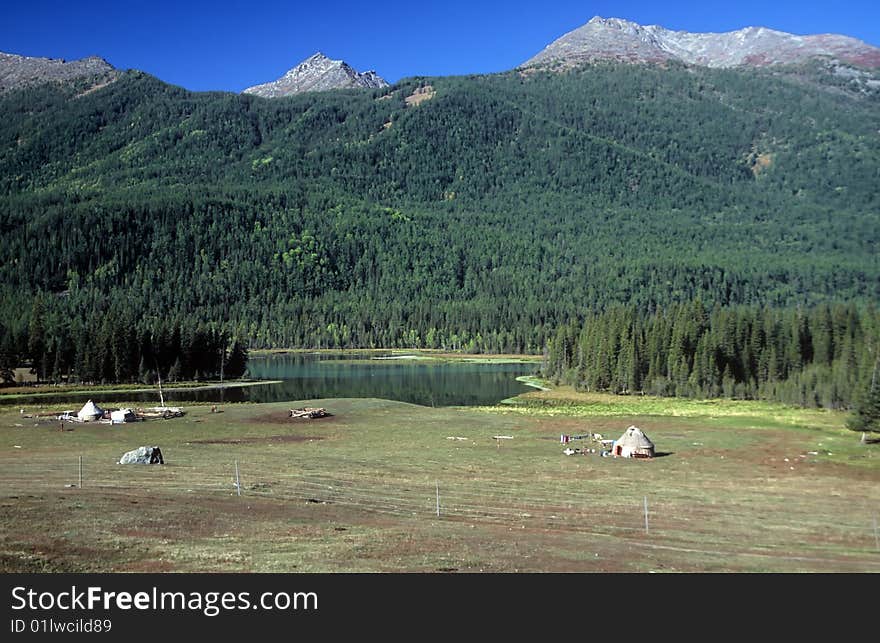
[
  {"left": 1, "top": 385, "right": 878, "bottom": 572},
  {"left": 249, "top": 348, "right": 543, "bottom": 364}
]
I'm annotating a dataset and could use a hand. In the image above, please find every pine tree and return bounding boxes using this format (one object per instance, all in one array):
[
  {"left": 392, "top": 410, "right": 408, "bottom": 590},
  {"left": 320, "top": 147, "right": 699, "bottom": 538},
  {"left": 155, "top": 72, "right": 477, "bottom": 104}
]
[
  {"left": 813, "top": 304, "right": 833, "bottom": 366},
  {"left": 847, "top": 361, "right": 880, "bottom": 435},
  {"left": 168, "top": 358, "right": 182, "bottom": 383},
  {"left": 0, "top": 328, "right": 17, "bottom": 384},
  {"left": 225, "top": 341, "right": 249, "bottom": 379},
  {"left": 51, "top": 341, "right": 64, "bottom": 384},
  {"left": 27, "top": 296, "right": 46, "bottom": 381}
]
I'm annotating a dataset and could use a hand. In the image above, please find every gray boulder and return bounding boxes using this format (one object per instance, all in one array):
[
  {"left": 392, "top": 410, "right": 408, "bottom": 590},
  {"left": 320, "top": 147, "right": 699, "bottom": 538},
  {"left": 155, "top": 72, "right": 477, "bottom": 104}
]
[{"left": 118, "top": 446, "right": 164, "bottom": 465}]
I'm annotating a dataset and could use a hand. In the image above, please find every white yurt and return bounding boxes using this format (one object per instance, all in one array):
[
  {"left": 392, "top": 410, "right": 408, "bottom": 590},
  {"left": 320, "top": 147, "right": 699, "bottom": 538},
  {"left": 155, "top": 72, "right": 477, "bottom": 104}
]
[
  {"left": 611, "top": 426, "right": 655, "bottom": 458},
  {"left": 77, "top": 400, "right": 105, "bottom": 422}
]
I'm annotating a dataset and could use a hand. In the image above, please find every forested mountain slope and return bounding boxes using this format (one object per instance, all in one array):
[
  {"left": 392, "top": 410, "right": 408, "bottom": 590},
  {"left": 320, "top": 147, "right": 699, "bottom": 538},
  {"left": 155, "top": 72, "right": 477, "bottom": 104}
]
[{"left": 0, "top": 61, "right": 877, "bottom": 368}]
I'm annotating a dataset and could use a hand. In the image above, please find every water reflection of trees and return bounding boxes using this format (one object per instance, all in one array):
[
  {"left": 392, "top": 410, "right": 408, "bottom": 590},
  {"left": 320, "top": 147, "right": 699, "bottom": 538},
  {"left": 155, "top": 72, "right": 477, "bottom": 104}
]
[
  {"left": 241, "top": 365, "right": 534, "bottom": 406},
  {"left": 3, "top": 359, "right": 538, "bottom": 408}
]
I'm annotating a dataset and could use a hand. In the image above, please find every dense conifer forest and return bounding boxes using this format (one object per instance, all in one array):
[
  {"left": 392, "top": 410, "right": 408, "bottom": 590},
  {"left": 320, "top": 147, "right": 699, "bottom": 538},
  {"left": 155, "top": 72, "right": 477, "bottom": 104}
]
[
  {"left": 0, "top": 61, "right": 877, "bottom": 404},
  {"left": 542, "top": 301, "right": 879, "bottom": 409}
]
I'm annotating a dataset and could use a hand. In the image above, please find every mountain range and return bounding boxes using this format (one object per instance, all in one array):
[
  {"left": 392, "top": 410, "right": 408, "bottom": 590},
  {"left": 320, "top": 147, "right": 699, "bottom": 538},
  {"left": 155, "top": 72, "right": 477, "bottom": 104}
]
[
  {"left": 524, "top": 16, "right": 880, "bottom": 69},
  {"left": 2, "top": 17, "right": 879, "bottom": 96}
]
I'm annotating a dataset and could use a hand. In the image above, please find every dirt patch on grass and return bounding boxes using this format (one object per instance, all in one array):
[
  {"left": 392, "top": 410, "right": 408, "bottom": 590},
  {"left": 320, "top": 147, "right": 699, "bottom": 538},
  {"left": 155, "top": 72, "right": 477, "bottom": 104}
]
[
  {"left": 248, "top": 411, "right": 337, "bottom": 426},
  {"left": 187, "top": 435, "right": 324, "bottom": 445}
]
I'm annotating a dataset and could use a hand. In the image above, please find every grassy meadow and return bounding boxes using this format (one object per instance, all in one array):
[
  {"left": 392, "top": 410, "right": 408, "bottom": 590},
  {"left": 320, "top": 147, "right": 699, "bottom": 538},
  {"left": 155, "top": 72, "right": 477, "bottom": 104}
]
[{"left": 1, "top": 386, "right": 878, "bottom": 573}]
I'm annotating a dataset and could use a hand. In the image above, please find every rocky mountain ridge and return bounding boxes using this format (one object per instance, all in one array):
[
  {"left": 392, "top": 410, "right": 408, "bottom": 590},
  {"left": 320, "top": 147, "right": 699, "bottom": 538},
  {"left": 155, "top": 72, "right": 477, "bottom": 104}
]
[
  {"left": 3, "top": 17, "right": 879, "bottom": 97},
  {"left": 0, "top": 51, "right": 116, "bottom": 93},
  {"left": 523, "top": 16, "right": 880, "bottom": 70},
  {"left": 243, "top": 52, "right": 388, "bottom": 97}
]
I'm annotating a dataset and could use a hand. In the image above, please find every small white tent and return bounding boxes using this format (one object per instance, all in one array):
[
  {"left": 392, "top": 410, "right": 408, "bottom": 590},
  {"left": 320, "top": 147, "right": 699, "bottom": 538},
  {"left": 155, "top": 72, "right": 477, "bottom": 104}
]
[
  {"left": 77, "top": 400, "right": 105, "bottom": 422},
  {"left": 110, "top": 408, "right": 137, "bottom": 424}
]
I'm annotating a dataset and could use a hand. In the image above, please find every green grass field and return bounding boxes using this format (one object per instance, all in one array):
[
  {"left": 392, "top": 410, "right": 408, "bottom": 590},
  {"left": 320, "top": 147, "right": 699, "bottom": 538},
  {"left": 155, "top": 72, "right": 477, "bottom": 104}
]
[{"left": 1, "top": 387, "right": 878, "bottom": 572}]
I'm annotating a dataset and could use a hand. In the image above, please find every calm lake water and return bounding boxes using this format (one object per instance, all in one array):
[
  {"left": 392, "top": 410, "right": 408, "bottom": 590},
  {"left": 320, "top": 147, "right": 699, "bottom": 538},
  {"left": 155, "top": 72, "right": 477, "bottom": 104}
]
[{"left": 7, "top": 353, "right": 539, "bottom": 408}]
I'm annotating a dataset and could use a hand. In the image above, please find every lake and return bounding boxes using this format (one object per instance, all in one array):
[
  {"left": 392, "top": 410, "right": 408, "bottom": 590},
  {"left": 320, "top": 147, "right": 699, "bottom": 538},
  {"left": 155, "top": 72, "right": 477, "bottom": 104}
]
[{"left": 5, "top": 352, "right": 540, "bottom": 408}]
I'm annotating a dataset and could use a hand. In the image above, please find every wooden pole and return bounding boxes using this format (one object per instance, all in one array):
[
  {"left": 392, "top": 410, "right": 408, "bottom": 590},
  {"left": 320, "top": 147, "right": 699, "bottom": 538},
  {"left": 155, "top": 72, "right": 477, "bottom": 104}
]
[
  {"left": 644, "top": 496, "right": 649, "bottom": 535},
  {"left": 157, "top": 371, "right": 165, "bottom": 408},
  {"left": 874, "top": 516, "right": 878, "bottom": 552},
  {"left": 151, "top": 353, "right": 166, "bottom": 408},
  {"left": 235, "top": 460, "right": 241, "bottom": 497},
  {"left": 79, "top": 455, "right": 83, "bottom": 489}
]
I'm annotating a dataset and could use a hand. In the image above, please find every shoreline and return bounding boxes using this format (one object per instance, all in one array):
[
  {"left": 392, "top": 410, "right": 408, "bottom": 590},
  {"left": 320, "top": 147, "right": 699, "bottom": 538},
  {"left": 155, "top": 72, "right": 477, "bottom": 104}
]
[
  {"left": 516, "top": 375, "right": 552, "bottom": 391},
  {"left": 0, "top": 379, "right": 283, "bottom": 402},
  {"left": 250, "top": 348, "right": 543, "bottom": 364}
]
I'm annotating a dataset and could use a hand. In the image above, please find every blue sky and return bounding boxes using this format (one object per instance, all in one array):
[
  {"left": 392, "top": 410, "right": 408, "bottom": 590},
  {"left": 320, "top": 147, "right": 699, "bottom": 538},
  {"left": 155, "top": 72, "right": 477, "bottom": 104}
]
[{"left": 2, "top": 1, "right": 878, "bottom": 92}]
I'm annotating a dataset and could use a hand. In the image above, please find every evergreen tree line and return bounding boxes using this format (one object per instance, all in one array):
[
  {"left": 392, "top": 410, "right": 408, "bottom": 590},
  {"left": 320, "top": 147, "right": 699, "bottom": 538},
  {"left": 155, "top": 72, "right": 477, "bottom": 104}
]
[
  {"left": 0, "top": 186, "right": 875, "bottom": 358},
  {"left": 543, "top": 301, "right": 879, "bottom": 409},
  {"left": 0, "top": 296, "right": 247, "bottom": 385}
]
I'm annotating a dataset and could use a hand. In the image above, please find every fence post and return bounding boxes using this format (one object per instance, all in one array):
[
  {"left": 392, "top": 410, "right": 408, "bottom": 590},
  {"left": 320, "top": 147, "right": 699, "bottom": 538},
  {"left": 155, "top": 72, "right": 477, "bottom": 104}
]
[
  {"left": 79, "top": 455, "right": 83, "bottom": 489},
  {"left": 644, "top": 496, "right": 649, "bottom": 535},
  {"left": 235, "top": 460, "right": 241, "bottom": 497},
  {"left": 874, "top": 516, "right": 878, "bottom": 552},
  {"left": 435, "top": 481, "right": 440, "bottom": 517}
]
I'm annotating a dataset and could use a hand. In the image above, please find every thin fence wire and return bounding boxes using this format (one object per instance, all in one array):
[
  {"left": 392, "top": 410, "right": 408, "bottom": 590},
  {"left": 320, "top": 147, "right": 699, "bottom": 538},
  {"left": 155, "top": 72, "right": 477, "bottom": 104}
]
[
  {"left": 2, "top": 457, "right": 875, "bottom": 516},
  {"left": 3, "top": 453, "right": 878, "bottom": 559}
]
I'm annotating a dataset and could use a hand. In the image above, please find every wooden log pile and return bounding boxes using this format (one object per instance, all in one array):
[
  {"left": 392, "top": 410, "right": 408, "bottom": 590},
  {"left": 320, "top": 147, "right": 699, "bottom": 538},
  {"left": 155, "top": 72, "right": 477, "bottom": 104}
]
[
  {"left": 139, "top": 407, "right": 185, "bottom": 419},
  {"left": 289, "top": 407, "right": 328, "bottom": 419}
]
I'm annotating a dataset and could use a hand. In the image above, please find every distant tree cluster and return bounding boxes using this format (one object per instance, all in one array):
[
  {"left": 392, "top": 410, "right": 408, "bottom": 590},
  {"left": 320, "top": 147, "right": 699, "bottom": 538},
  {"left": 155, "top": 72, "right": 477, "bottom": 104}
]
[
  {"left": 1, "top": 296, "right": 247, "bottom": 385},
  {"left": 543, "top": 301, "right": 880, "bottom": 409}
]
